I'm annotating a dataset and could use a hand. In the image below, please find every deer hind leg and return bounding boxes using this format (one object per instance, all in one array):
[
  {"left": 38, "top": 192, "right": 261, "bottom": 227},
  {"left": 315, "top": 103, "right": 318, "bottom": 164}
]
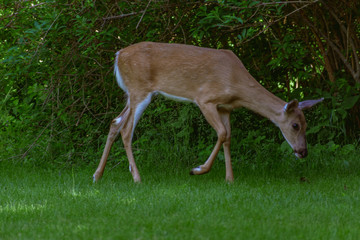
[
  {"left": 219, "top": 109, "right": 234, "bottom": 182},
  {"left": 120, "top": 93, "right": 153, "bottom": 183},
  {"left": 190, "top": 103, "right": 231, "bottom": 181},
  {"left": 93, "top": 104, "right": 130, "bottom": 182}
]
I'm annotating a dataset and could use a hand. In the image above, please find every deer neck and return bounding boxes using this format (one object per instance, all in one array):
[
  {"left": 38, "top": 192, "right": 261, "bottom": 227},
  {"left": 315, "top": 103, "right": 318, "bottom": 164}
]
[{"left": 234, "top": 81, "right": 286, "bottom": 125}]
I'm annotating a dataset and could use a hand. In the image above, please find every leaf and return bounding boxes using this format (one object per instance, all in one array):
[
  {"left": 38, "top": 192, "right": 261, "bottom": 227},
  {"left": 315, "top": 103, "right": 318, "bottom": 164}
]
[
  {"left": 331, "top": 110, "right": 338, "bottom": 123},
  {"left": 235, "top": 16, "right": 243, "bottom": 24},
  {"left": 341, "top": 95, "right": 359, "bottom": 110},
  {"left": 241, "top": 29, "right": 247, "bottom": 38},
  {"left": 341, "top": 144, "right": 356, "bottom": 155},
  {"left": 248, "top": 1, "right": 260, "bottom": 8},
  {"left": 34, "top": 21, "right": 41, "bottom": 29},
  {"left": 280, "top": 140, "right": 292, "bottom": 153},
  {"left": 307, "top": 125, "right": 322, "bottom": 134}
]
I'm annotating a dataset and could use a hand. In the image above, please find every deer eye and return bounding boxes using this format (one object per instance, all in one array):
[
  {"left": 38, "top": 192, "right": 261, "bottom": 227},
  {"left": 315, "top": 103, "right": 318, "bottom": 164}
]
[{"left": 292, "top": 123, "right": 299, "bottom": 130}]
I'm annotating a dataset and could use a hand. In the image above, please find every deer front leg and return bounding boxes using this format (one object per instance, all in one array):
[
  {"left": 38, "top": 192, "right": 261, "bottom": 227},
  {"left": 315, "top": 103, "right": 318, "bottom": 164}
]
[
  {"left": 190, "top": 104, "right": 229, "bottom": 180},
  {"left": 222, "top": 140, "right": 234, "bottom": 182},
  {"left": 190, "top": 140, "right": 223, "bottom": 175},
  {"left": 220, "top": 110, "right": 234, "bottom": 182}
]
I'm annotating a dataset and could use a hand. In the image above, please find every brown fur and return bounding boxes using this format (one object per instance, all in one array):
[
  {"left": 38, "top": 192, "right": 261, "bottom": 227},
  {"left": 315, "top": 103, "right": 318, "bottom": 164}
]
[{"left": 93, "top": 42, "right": 323, "bottom": 183}]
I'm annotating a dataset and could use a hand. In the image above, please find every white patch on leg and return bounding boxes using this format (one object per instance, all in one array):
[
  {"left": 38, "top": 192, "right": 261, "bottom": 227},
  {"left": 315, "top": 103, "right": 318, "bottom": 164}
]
[
  {"left": 132, "top": 93, "right": 153, "bottom": 139},
  {"left": 193, "top": 167, "right": 202, "bottom": 173},
  {"left": 114, "top": 51, "right": 128, "bottom": 93},
  {"left": 114, "top": 116, "right": 122, "bottom": 125},
  {"left": 194, "top": 167, "right": 201, "bottom": 172},
  {"left": 129, "top": 165, "right": 132, "bottom": 173}
]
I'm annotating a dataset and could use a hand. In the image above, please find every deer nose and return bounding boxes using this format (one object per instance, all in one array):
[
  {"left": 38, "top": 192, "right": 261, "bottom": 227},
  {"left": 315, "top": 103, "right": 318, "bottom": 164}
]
[{"left": 296, "top": 148, "right": 308, "bottom": 158}]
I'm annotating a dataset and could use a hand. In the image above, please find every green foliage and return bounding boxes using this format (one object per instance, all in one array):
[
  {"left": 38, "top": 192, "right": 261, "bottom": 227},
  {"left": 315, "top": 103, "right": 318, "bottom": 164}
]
[
  {"left": 1, "top": 0, "right": 359, "bottom": 168},
  {"left": 308, "top": 80, "right": 360, "bottom": 143},
  {"left": 192, "top": 0, "right": 284, "bottom": 43}
]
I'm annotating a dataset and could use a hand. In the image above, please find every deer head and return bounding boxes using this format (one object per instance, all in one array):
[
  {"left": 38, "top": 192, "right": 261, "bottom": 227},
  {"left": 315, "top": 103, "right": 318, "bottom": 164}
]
[{"left": 278, "top": 98, "right": 324, "bottom": 158}]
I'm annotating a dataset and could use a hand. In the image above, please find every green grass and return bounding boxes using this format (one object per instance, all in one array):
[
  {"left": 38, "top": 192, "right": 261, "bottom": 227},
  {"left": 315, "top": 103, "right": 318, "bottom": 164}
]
[{"left": 1, "top": 160, "right": 360, "bottom": 240}]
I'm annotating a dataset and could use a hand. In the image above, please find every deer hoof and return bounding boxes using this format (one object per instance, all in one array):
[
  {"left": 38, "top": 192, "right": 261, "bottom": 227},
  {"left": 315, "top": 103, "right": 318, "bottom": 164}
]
[
  {"left": 225, "top": 176, "right": 234, "bottom": 183},
  {"left": 93, "top": 172, "right": 102, "bottom": 183},
  {"left": 133, "top": 177, "right": 141, "bottom": 183},
  {"left": 190, "top": 166, "right": 202, "bottom": 175}
]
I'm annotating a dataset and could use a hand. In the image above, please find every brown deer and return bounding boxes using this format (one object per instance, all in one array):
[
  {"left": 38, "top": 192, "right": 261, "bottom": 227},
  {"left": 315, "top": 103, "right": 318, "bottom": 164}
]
[{"left": 93, "top": 42, "right": 323, "bottom": 183}]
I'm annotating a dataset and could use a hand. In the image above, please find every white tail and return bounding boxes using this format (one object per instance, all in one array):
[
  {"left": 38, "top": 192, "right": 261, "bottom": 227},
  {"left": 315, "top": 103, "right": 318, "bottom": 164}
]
[{"left": 93, "top": 42, "right": 323, "bottom": 183}]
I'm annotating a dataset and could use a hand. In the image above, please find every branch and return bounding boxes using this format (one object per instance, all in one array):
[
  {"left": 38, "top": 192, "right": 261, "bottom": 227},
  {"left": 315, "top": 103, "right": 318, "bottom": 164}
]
[
  {"left": 304, "top": 14, "right": 359, "bottom": 82},
  {"left": 319, "top": 0, "right": 360, "bottom": 82},
  {"left": 21, "top": 118, "right": 55, "bottom": 159},
  {"left": 256, "top": 0, "right": 319, "bottom": 7},
  {"left": 136, "top": 0, "right": 152, "bottom": 29},
  {"left": 243, "top": 1, "right": 318, "bottom": 43},
  {"left": 30, "top": 10, "right": 63, "bottom": 64},
  {"left": 228, "top": 0, "right": 318, "bottom": 9},
  {"left": 102, "top": 11, "right": 145, "bottom": 21}
]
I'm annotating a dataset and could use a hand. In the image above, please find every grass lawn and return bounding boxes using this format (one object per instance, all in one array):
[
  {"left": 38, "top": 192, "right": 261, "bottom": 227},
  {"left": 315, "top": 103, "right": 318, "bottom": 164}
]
[{"left": 1, "top": 161, "right": 360, "bottom": 240}]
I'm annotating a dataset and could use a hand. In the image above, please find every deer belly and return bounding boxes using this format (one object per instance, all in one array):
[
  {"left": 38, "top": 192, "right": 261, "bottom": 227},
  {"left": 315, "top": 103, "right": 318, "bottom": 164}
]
[{"left": 157, "top": 91, "right": 194, "bottom": 103}]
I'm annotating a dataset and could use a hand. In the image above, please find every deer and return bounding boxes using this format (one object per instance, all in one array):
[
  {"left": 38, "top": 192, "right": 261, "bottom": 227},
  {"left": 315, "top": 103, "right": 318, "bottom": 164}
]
[{"left": 93, "top": 42, "right": 323, "bottom": 183}]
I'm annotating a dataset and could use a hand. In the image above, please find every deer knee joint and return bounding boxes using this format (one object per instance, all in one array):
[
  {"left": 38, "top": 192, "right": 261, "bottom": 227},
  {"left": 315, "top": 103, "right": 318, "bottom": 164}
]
[{"left": 217, "top": 129, "right": 228, "bottom": 143}]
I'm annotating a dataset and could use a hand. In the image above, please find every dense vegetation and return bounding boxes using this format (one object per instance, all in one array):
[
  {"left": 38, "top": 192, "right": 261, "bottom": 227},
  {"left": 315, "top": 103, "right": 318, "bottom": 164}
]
[{"left": 1, "top": 0, "right": 359, "bottom": 169}]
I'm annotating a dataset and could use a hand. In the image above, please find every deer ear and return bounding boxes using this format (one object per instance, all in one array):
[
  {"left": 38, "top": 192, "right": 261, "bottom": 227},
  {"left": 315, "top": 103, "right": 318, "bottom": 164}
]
[
  {"left": 298, "top": 98, "right": 324, "bottom": 110},
  {"left": 283, "top": 99, "right": 299, "bottom": 113}
]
